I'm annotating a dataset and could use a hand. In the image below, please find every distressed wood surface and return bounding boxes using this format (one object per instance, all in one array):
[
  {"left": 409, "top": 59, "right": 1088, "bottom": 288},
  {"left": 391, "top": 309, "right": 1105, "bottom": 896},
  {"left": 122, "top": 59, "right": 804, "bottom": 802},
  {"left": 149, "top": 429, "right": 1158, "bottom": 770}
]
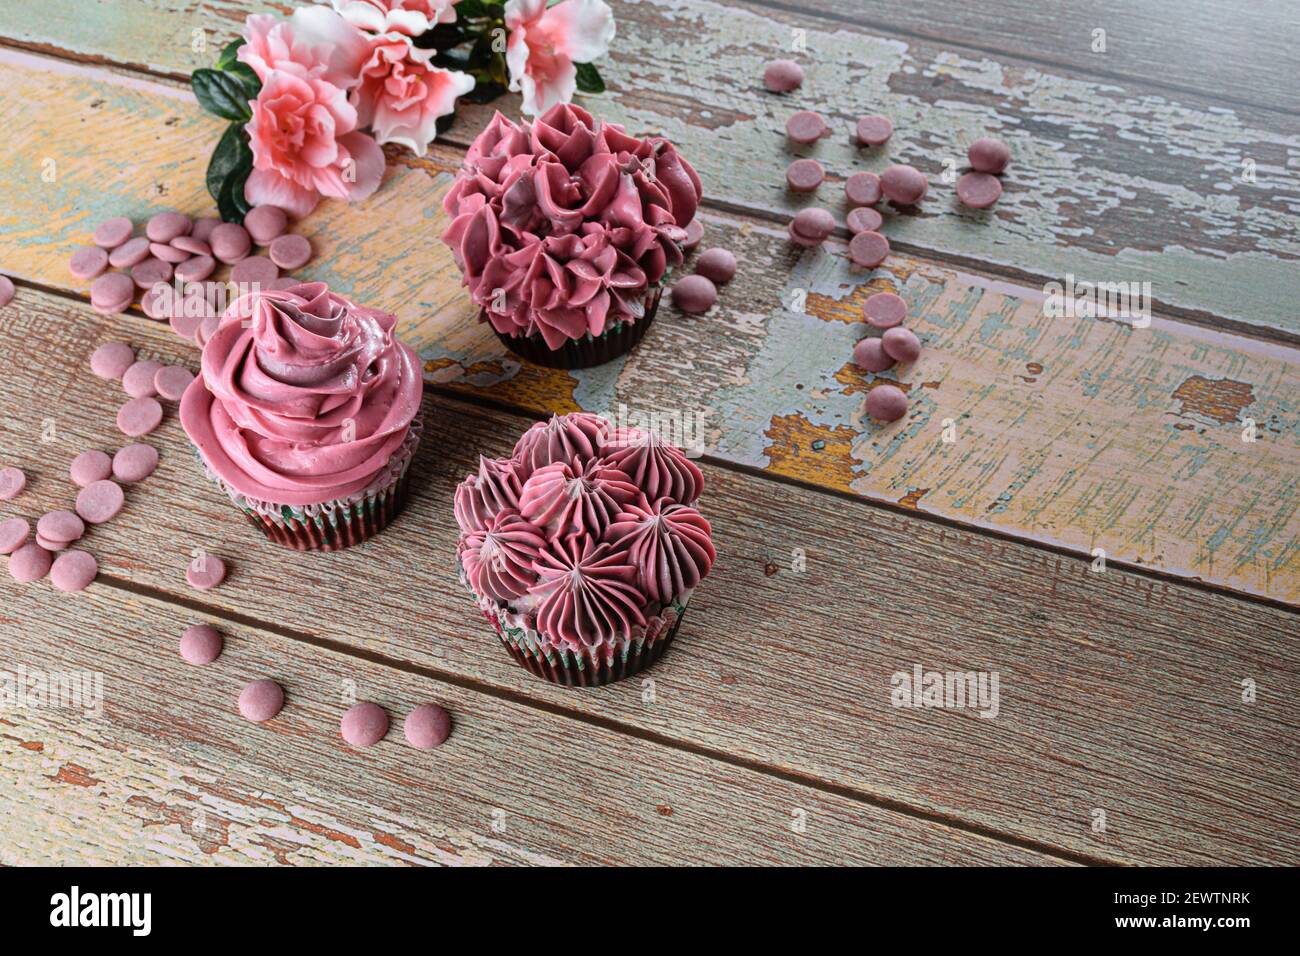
[
  {"left": 1, "top": 51, "right": 1296, "bottom": 604},
  {"left": 4, "top": 587, "right": 1048, "bottom": 866},
  {"left": 1, "top": 1, "right": 1298, "bottom": 335},
  {"left": 2, "top": 289, "right": 1297, "bottom": 865}
]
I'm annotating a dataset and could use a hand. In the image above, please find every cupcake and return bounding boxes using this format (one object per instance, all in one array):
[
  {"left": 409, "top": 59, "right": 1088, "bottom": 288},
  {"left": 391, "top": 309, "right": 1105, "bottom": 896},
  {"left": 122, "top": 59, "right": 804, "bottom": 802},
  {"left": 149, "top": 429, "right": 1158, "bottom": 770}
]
[
  {"left": 455, "top": 412, "right": 716, "bottom": 686},
  {"left": 441, "top": 104, "right": 703, "bottom": 369},
  {"left": 180, "top": 281, "right": 423, "bottom": 551}
]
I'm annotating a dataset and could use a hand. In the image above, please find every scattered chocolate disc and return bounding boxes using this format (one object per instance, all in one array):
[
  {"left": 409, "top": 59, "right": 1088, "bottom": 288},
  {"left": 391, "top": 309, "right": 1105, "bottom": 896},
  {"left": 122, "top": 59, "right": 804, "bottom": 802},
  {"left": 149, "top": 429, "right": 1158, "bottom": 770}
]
[
  {"left": 112, "top": 443, "right": 159, "bottom": 483},
  {"left": 695, "top": 248, "right": 737, "bottom": 285},
  {"left": 341, "top": 701, "right": 390, "bottom": 748},
  {"left": 75, "top": 479, "right": 125, "bottom": 524},
  {"left": 36, "top": 534, "right": 68, "bottom": 552},
  {"left": 789, "top": 207, "right": 836, "bottom": 247},
  {"left": 238, "top": 679, "right": 284, "bottom": 723},
  {"left": 179, "top": 624, "right": 223, "bottom": 665},
  {"left": 170, "top": 308, "right": 206, "bottom": 342},
  {"left": 8, "top": 542, "right": 52, "bottom": 583},
  {"left": 150, "top": 242, "right": 190, "bottom": 264},
  {"left": 968, "top": 137, "right": 1011, "bottom": 175},
  {"left": 762, "top": 58, "right": 804, "bottom": 93},
  {"left": 191, "top": 217, "right": 222, "bottom": 244},
  {"left": 844, "top": 171, "right": 882, "bottom": 207},
  {"left": 866, "top": 383, "right": 909, "bottom": 422},
  {"left": 882, "top": 326, "right": 923, "bottom": 363},
  {"left": 846, "top": 206, "right": 883, "bottom": 234},
  {"left": 187, "top": 554, "right": 227, "bottom": 590},
  {"left": 90, "top": 272, "right": 135, "bottom": 314},
  {"left": 0, "top": 276, "right": 13, "bottom": 308},
  {"left": 90, "top": 341, "right": 135, "bottom": 380},
  {"left": 0, "top": 518, "right": 30, "bottom": 555},
  {"left": 785, "top": 158, "right": 825, "bottom": 192},
  {"left": 69, "top": 246, "right": 109, "bottom": 280},
  {"left": 682, "top": 219, "right": 704, "bottom": 252},
  {"left": 70, "top": 450, "right": 114, "bottom": 487},
  {"left": 244, "top": 205, "right": 288, "bottom": 244},
  {"left": 268, "top": 234, "right": 311, "bottom": 271},
  {"left": 92, "top": 216, "right": 133, "bottom": 249},
  {"left": 130, "top": 257, "right": 173, "bottom": 291},
  {"left": 230, "top": 255, "right": 278, "bottom": 288},
  {"left": 211, "top": 223, "right": 252, "bottom": 263},
  {"left": 880, "top": 164, "right": 928, "bottom": 205},
  {"left": 863, "top": 291, "right": 907, "bottom": 329},
  {"left": 853, "top": 336, "right": 895, "bottom": 373},
  {"left": 37, "top": 510, "right": 85, "bottom": 543},
  {"left": 146, "top": 211, "right": 191, "bottom": 243},
  {"left": 117, "top": 397, "right": 163, "bottom": 437},
  {"left": 404, "top": 704, "right": 451, "bottom": 749},
  {"left": 108, "top": 236, "right": 152, "bottom": 269},
  {"left": 855, "top": 114, "right": 893, "bottom": 146},
  {"left": 122, "top": 360, "right": 163, "bottom": 399},
  {"left": 0, "top": 466, "right": 27, "bottom": 500},
  {"left": 957, "top": 171, "right": 1003, "bottom": 209},
  {"left": 175, "top": 254, "right": 216, "bottom": 283},
  {"left": 848, "top": 231, "right": 890, "bottom": 268},
  {"left": 171, "top": 235, "right": 211, "bottom": 257},
  {"left": 154, "top": 365, "right": 194, "bottom": 401},
  {"left": 786, "top": 110, "right": 828, "bottom": 144},
  {"left": 50, "top": 550, "right": 98, "bottom": 592},
  {"left": 140, "top": 284, "right": 175, "bottom": 321},
  {"left": 671, "top": 274, "right": 718, "bottom": 314}
]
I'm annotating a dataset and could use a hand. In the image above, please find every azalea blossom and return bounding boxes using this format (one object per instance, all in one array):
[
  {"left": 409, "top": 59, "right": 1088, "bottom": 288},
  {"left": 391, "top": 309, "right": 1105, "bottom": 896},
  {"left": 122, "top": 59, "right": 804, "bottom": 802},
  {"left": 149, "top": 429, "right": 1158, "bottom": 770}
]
[
  {"left": 504, "top": 0, "right": 615, "bottom": 116},
  {"left": 354, "top": 33, "right": 475, "bottom": 155},
  {"left": 239, "top": 6, "right": 371, "bottom": 89},
  {"left": 331, "top": 0, "right": 461, "bottom": 37}
]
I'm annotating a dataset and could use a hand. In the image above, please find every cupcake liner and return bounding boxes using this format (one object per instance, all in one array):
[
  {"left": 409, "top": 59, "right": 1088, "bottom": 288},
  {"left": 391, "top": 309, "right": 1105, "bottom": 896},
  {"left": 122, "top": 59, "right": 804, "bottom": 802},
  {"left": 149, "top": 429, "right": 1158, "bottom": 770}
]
[
  {"left": 462, "top": 567, "right": 691, "bottom": 687},
  {"left": 492, "top": 287, "right": 662, "bottom": 370},
  {"left": 195, "top": 418, "right": 422, "bottom": 552}
]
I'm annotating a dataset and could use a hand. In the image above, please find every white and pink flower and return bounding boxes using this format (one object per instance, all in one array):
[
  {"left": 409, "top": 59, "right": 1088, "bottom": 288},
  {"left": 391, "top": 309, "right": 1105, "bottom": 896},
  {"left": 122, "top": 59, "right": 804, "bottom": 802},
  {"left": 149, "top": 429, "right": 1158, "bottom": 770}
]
[
  {"left": 504, "top": 0, "right": 615, "bottom": 116},
  {"left": 354, "top": 34, "right": 475, "bottom": 155},
  {"left": 331, "top": 0, "right": 461, "bottom": 37},
  {"left": 239, "top": 6, "right": 372, "bottom": 89}
]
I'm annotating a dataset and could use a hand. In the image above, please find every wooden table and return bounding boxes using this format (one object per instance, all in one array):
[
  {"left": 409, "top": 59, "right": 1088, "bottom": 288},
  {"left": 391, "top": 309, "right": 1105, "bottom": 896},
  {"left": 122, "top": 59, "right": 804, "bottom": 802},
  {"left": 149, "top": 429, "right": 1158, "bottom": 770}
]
[{"left": 1, "top": 0, "right": 1296, "bottom": 866}]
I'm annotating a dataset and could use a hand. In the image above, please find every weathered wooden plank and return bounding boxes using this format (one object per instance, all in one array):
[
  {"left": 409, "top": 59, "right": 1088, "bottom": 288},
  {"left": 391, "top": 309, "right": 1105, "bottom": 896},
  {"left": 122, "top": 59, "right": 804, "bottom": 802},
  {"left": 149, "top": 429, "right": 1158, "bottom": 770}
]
[
  {"left": 1, "top": 1, "right": 1297, "bottom": 334},
  {"left": 4, "top": 586, "right": 1047, "bottom": 865},
  {"left": 2, "top": 289, "right": 1296, "bottom": 865},
  {"left": 1, "top": 51, "right": 1295, "bottom": 604}
]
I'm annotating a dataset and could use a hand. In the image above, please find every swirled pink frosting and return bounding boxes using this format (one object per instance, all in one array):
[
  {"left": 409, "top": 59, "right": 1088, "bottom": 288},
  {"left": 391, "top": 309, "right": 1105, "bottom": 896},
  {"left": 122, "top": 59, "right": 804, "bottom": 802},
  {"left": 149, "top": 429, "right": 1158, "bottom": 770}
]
[
  {"left": 442, "top": 103, "right": 703, "bottom": 348},
  {"left": 456, "top": 412, "right": 716, "bottom": 651},
  {"left": 180, "top": 281, "right": 422, "bottom": 506}
]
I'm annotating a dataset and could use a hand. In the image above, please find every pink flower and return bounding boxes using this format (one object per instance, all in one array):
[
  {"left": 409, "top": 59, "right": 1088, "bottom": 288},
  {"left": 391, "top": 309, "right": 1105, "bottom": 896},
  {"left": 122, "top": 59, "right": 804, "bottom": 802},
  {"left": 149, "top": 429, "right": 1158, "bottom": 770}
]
[
  {"left": 354, "top": 34, "right": 475, "bottom": 156},
  {"left": 244, "top": 69, "right": 386, "bottom": 218},
  {"left": 331, "top": 0, "right": 461, "bottom": 36},
  {"left": 239, "top": 6, "right": 372, "bottom": 90},
  {"left": 504, "top": 0, "right": 615, "bottom": 116}
]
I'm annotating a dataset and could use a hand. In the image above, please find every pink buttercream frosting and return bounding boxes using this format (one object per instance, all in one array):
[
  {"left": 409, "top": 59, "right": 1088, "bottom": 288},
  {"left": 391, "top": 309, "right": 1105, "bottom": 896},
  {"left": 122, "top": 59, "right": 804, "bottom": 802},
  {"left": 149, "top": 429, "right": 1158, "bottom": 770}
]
[
  {"left": 456, "top": 412, "right": 716, "bottom": 654},
  {"left": 180, "top": 281, "right": 423, "bottom": 506},
  {"left": 442, "top": 103, "right": 702, "bottom": 349}
]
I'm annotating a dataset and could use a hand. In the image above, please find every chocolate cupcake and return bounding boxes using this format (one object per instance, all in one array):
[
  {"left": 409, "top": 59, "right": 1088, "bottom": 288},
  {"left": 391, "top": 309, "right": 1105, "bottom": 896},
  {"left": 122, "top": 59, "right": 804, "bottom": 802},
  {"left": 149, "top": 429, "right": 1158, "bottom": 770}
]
[
  {"left": 441, "top": 104, "right": 703, "bottom": 369},
  {"left": 180, "top": 281, "right": 423, "bottom": 551},
  {"left": 455, "top": 412, "right": 716, "bottom": 686}
]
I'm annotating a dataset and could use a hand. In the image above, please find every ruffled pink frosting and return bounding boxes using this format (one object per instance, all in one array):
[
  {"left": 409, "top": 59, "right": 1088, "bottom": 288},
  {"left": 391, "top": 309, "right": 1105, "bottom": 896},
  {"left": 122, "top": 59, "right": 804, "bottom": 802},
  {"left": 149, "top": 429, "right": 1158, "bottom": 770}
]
[
  {"left": 456, "top": 412, "right": 716, "bottom": 651},
  {"left": 604, "top": 498, "right": 716, "bottom": 604},
  {"left": 442, "top": 103, "right": 702, "bottom": 348},
  {"left": 180, "top": 281, "right": 422, "bottom": 506}
]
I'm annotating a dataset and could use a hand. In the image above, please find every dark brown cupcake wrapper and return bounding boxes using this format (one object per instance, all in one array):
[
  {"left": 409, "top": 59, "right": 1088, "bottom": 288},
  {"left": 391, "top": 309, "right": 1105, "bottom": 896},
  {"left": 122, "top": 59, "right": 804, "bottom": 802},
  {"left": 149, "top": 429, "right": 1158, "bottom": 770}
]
[
  {"left": 238, "top": 466, "right": 413, "bottom": 551},
  {"left": 492, "top": 287, "right": 662, "bottom": 370}
]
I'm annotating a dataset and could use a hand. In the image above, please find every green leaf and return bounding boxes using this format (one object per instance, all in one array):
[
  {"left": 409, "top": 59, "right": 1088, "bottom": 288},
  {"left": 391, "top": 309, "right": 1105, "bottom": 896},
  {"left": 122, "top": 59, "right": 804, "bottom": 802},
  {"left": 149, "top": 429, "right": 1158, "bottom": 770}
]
[
  {"left": 192, "top": 68, "right": 254, "bottom": 121},
  {"left": 224, "top": 61, "right": 261, "bottom": 96},
  {"left": 217, "top": 160, "right": 252, "bottom": 223},
  {"left": 574, "top": 62, "right": 605, "bottom": 94},
  {"left": 455, "top": 0, "right": 489, "bottom": 17},
  {"left": 214, "top": 38, "right": 243, "bottom": 71},
  {"left": 205, "top": 123, "right": 251, "bottom": 204}
]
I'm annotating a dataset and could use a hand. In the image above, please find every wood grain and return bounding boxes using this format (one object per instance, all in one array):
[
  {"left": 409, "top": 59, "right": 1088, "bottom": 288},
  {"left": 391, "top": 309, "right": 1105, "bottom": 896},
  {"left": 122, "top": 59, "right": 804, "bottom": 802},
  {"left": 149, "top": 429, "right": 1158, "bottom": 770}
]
[
  {"left": 1, "top": 0, "right": 1297, "bottom": 334},
  {"left": 1, "top": 50, "right": 1295, "bottom": 604},
  {"left": 2, "top": 288, "right": 1296, "bottom": 865},
  {"left": 4, "top": 585, "right": 1054, "bottom": 866}
]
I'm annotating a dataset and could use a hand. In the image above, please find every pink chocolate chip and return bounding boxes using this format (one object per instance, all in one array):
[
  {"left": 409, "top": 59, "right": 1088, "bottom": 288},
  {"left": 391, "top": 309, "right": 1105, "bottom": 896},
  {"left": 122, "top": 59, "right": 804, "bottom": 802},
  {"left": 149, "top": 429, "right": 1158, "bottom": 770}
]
[
  {"left": 848, "top": 230, "right": 890, "bottom": 268},
  {"left": 36, "top": 534, "right": 68, "bottom": 552},
  {"left": 863, "top": 291, "right": 907, "bottom": 329},
  {"left": 268, "top": 234, "right": 311, "bottom": 270},
  {"left": 149, "top": 241, "right": 191, "bottom": 264},
  {"left": 846, "top": 206, "right": 883, "bottom": 235},
  {"left": 762, "top": 59, "right": 804, "bottom": 93},
  {"left": 108, "top": 236, "right": 152, "bottom": 269},
  {"left": 175, "top": 254, "right": 216, "bottom": 283},
  {"left": 695, "top": 248, "right": 736, "bottom": 285},
  {"left": 244, "top": 205, "right": 288, "bottom": 244},
  {"left": 8, "top": 542, "right": 52, "bottom": 583},
  {"left": 186, "top": 554, "right": 227, "bottom": 590},
  {"left": 789, "top": 207, "right": 835, "bottom": 246},
  {"left": 171, "top": 235, "right": 211, "bottom": 257},
  {"left": 866, "top": 383, "right": 909, "bottom": 422},
  {"left": 785, "top": 158, "right": 825, "bottom": 192},
  {"left": 786, "top": 110, "right": 828, "bottom": 144},
  {"left": 210, "top": 223, "right": 252, "bottom": 263},
  {"left": 882, "top": 326, "right": 923, "bottom": 363},
  {"left": 37, "top": 510, "right": 84, "bottom": 543},
  {"left": 856, "top": 114, "right": 893, "bottom": 146},
  {"left": 92, "top": 217, "right": 133, "bottom": 249},
  {"left": 90, "top": 272, "right": 135, "bottom": 314},
  {"left": 0, "top": 518, "right": 30, "bottom": 555},
  {"left": 117, "top": 397, "right": 163, "bottom": 437},
  {"left": 112, "top": 443, "right": 159, "bottom": 483},
  {"left": 853, "top": 337, "right": 895, "bottom": 373},
  {"left": 154, "top": 365, "right": 194, "bottom": 401},
  {"left": 880, "top": 164, "right": 928, "bottom": 205},
  {"left": 180, "top": 624, "right": 223, "bottom": 665},
  {"left": 969, "top": 137, "right": 1011, "bottom": 175},
  {"left": 0, "top": 466, "right": 27, "bottom": 500},
  {"left": 50, "top": 550, "right": 98, "bottom": 592},
  {"left": 90, "top": 341, "right": 135, "bottom": 380},
  {"left": 341, "top": 702, "right": 390, "bottom": 748},
  {"left": 70, "top": 450, "right": 113, "bottom": 486},
  {"left": 238, "top": 679, "right": 284, "bottom": 722},
  {"left": 75, "top": 479, "right": 125, "bottom": 524},
  {"left": 957, "top": 171, "right": 1003, "bottom": 209},
  {"left": 69, "top": 246, "right": 109, "bottom": 280},
  {"left": 0, "top": 276, "right": 13, "bottom": 309},
  {"left": 845, "top": 171, "right": 882, "bottom": 207},
  {"left": 671, "top": 274, "right": 718, "bottom": 314},
  {"left": 146, "top": 211, "right": 191, "bottom": 243},
  {"left": 230, "top": 255, "right": 278, "bottom": 288},
  {"left": 122, "top": 360, "right": 163, "bottom": 399},
  {"left": 191, "top": 218, "right": 222, "bottom": 243},
  {"left": 404, "top": 704, "right": 451, "bottom": 749},
  {"left": 130, "top": 257, "right": 173, "bottom": 291}
]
